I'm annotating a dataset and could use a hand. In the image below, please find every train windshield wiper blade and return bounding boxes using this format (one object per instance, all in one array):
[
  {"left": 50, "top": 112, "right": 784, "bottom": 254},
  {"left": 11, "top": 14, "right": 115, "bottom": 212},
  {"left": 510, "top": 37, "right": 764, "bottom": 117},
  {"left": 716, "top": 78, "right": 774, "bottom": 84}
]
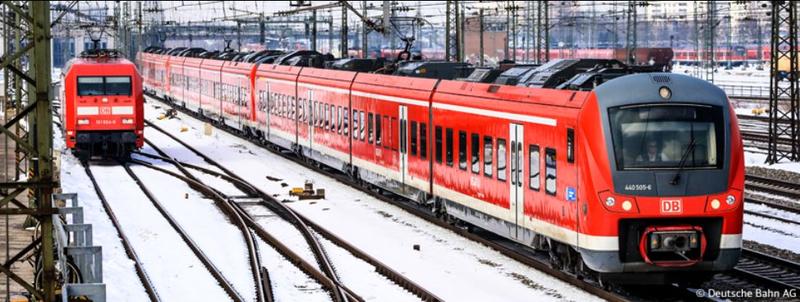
[{"left": 671, "top": 137, "right": 696, "bottom": 185}]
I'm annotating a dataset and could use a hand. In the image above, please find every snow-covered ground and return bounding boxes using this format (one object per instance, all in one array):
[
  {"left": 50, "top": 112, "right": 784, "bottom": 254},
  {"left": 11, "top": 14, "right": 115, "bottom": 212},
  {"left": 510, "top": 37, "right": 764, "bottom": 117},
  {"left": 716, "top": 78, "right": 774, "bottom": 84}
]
[
  {"left": 744, "top": 151, "right": 800, "bottom": 177},
  {"left": 141, "top": 100, "right": 603, "bottom": 301}
]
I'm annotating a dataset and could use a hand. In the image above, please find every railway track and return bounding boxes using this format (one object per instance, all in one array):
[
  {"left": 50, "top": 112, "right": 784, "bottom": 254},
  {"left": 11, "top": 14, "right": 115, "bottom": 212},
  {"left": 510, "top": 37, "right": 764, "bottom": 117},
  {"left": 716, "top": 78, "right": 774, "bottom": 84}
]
[
  {"left": 727, "top": 249, "right": 800, "bottom": 291},
  {"left": 119, "top": 161, "right": 262, "bottom": 302},
  {"left": 745, "top": 174, "right": 800, "bottom": 204},
  {"left": 139, "top": 124, "right": 442, "bottom": 302},
  {"left": 83, "top": 163, "right": 162, "bottom": 302},
  {"left": 144, "top": 94, "right": 715, "bottom": 302}
]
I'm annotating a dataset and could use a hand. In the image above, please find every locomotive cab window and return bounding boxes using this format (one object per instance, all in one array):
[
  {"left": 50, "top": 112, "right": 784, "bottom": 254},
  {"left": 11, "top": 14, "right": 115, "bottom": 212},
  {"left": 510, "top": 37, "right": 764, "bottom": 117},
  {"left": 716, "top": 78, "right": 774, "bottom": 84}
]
[
  {"left": 608, "top": 105, "right": 723, "bottom": 170},
  {"left": 77, "top": 77, "right": 104, "bottom": 96},
  {"left": 105, "top": 76, "right": 132, "bottom": 96}
]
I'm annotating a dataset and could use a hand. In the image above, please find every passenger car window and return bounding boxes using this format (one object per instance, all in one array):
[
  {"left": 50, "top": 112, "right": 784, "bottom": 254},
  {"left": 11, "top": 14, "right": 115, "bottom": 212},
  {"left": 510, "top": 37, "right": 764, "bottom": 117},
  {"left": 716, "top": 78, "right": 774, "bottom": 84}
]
[
  {"left": 375, "top": 114, "right": 382, "bottom": 145},
  {"left": 497, "top": 139, "right": 507, "bottom": 181},
  {"left": 471, "top": 133, "right": 480, "bottom": 174},
  {"left": 484, "top": 136, "right": 493, "bottom": 177},
  {"left": 458, "top": 131, "right": 467, "bottom": 170},
  {"left": 446, "top": 128, "right": 454, "bottom": 167},
  {"left": 352, "top": 109, "right": 359, "bottom": 139},
  {"left": 360, "top": 111, "right": 366, "bottom": 141},
  {"left": 545, "top": 148, "right": 557, "bottom": 195},
  {"left": 529, "top": 145, "right": 540, "bottom": 191},
  {"left": 368, "top": 112, "right": 374, "bottom": 143}
]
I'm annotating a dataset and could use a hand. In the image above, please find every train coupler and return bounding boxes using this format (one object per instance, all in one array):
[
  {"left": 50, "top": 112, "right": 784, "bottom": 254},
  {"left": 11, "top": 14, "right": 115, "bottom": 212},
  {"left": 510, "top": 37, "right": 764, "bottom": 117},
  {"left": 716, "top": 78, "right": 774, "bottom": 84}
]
[{"left": 638, "top": 225, "right": 707, "bottom": 267}]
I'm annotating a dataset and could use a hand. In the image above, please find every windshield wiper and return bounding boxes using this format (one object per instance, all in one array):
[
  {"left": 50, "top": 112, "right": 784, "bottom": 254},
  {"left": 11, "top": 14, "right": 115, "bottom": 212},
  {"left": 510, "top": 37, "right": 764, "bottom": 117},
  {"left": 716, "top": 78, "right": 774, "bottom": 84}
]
[{"left": 671, "top": 137, "right": 696, "bottom": 185}]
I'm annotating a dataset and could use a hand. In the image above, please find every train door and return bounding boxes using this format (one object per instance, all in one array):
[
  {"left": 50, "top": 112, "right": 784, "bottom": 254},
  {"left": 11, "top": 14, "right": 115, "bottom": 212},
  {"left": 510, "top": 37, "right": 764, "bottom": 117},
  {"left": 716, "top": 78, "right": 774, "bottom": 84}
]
[
  {"left": 509, "top": 123, "right": 525, "bottom": 239},
  {"left": 307, "top": 90, "right": 315, "bottom": 155},
  {"left": 399, "top": 106, "right": 408, "bottom": 191}
]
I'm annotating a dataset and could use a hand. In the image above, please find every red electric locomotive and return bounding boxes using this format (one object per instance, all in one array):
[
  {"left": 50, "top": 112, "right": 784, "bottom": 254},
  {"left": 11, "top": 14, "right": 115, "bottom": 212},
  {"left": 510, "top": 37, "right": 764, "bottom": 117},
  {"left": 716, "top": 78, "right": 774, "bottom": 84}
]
[
  {"left": 139, "top": 48, "right": 744, "bottom": 285},
  {"left": 61, "top": 49, "right": 144, "bottom": 157}
]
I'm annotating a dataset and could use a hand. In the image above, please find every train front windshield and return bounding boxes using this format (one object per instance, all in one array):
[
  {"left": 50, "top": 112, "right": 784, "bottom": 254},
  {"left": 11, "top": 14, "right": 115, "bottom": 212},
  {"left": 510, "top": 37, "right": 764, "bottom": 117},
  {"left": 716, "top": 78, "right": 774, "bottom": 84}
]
[
  {"left": 609, "top": 105, "right": 724, "bottom": 170},
  {"left": 77, "top": 76, "right": 132, "bottom": 96}
]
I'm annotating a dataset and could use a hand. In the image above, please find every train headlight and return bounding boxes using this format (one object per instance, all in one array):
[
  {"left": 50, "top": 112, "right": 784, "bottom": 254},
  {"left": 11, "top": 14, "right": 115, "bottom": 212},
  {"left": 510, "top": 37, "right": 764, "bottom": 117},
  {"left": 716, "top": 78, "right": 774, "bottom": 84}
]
[
  {"left": 122, "top": 118, "right": 134, "bottom": 124},
  {"left": 659, "top": 86, "right": 672, "bottom": 100},
  {"left": 622, "top": 200, "right": 632, "bottom": 211},
  {"left": 711, "top": 199, "right": 720, "bottom": 209},
  {"left": 77, "top": 119, "right": 89, "bottom": 125},
  {"left": 726, "top": 195, "right": 736, "bottom": 205},
  {"left": 605, "top": 197, "right": 616, "bottom": 207}
]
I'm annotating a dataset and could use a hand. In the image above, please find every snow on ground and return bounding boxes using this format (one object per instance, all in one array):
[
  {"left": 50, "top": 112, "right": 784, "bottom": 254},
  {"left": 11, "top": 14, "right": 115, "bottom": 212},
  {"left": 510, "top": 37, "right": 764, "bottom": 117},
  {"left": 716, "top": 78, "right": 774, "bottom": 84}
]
[
  {"left": 744, "top": 151, "right": 800, "bottom": 175},
  {"left": 131, "top": 152, "right": 333, "bottom": 302},
  {"left": 87, "top": 164, "right": 232, "bottom": 301},
  {"left": 58, "top": 151, "right": 151, "bottom": 302},
  {"left": 143, "top": 100, "right": 603, "bottom": 301},
  {"left": 743, "top": 213, "right": 800, "bottom": 252},
  {"left": 128, "top": 163, "right": 256, "bottom": 301}
]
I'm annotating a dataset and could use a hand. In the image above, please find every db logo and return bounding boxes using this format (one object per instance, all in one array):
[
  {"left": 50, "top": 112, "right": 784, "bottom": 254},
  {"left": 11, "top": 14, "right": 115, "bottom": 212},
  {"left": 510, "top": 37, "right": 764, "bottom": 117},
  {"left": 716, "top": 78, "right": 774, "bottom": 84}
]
[
  {"left": 100, "top": 107, "right": 111, "bottom": 115},
  {"left": 660, "top": 199, "right": 682, "bottom": 214}
]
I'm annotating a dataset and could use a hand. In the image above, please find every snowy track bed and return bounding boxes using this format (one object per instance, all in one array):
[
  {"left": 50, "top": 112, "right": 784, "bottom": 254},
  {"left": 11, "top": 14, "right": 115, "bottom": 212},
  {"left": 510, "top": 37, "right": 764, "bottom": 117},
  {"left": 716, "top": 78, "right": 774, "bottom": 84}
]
[
  {"left": 141, "top": 98, "right": 626, "bottom": 301},
  {"left": 139, "top": 122, "right": 444, "bottom": 302}
]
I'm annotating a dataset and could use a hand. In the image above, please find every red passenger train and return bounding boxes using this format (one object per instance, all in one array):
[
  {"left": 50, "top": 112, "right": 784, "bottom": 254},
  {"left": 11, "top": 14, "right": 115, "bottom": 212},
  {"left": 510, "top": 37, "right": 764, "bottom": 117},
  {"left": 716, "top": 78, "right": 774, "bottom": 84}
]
[
  {"left": 61, "top": 49, "right": 144, "bottom": 157},
  {"left": 138, "top": 48, "right": 744, "bottom": 285}
]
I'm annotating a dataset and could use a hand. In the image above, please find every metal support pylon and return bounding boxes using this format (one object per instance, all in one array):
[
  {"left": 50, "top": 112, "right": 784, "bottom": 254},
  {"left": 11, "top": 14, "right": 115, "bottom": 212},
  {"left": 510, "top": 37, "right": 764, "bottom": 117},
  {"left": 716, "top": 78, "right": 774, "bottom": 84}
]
[
  {"left": 0, "top": 1, "right": 56, "bottom": 301},
  {"left": 626, "top": 1, "right": 637, "bottom": 65},
  {"left": 445, "top": 0, "right": 461, "bottom": 62},
  {"left": 704, "top": 0, "right": 715, "bottom": 82},
  {"left": 535, "top": 1, "right": 549, "bottom": 64},
  {"left": 767, "top": 0, "right": 800, "bottom": 163}
]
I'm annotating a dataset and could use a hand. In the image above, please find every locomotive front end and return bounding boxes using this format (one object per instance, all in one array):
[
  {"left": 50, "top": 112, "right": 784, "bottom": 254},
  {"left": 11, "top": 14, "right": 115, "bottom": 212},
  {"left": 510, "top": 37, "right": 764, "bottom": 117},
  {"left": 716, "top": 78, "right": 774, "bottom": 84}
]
[{"left": 578, "top": 73, "right": 744, "bottom": 284}]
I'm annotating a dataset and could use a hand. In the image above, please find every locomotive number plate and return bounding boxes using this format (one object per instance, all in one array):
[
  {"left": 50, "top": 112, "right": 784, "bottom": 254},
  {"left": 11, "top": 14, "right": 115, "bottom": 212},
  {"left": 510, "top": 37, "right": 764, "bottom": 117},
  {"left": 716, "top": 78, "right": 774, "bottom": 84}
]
[{"left": 660, "top": 199, "right": 682, "bottom": 214}]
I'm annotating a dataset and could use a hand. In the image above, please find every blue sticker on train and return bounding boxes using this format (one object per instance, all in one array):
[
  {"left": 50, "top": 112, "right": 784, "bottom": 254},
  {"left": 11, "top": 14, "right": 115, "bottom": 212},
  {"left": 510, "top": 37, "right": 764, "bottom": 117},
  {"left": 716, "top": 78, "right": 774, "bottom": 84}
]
[{"left": 566, "top": 187, "right": 577, "bottom": 202}]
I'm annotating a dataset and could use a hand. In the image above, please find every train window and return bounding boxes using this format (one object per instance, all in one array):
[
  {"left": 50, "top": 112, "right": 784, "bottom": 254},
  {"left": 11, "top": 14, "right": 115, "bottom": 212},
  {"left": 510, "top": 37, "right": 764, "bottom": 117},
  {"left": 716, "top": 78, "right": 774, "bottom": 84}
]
[
  {"left": 338, "top": 106, "right": 343, "bottom": 134},
  {"left": 105, "top": 76, "right": 132, "bottom": 96},
  {"left": 368, "top": 113, "right": 374, "bottom": 143},
  {"left": 484, "top": 136, "right": 493, "bottom": 177},
  {"left": 375, "top": 114, "right": 382, "bottom": 145},
  {"left": 400, "top": 119, "right": 407, "bottom": 154},
  {"left": 420, "top": 123, "right": 427, "bottom": 159},
  {"left": 497, "top": 139, "right": 507, "bottom": 182},
  {"left": 77, "top": 77, "right": 104, "bottom": 96},
  {"left": 608, "top": 105, "right": 723, "bottom": 170},
  {"left": 343, "top": 109, "right": 349, "bottom": 135},
  {"left": 458, "top": 131, "right": 467, "bottom": 170},
  {"left": 410, "top": 121, "right": 418, "bottom": 156},
  {"left": 360, "top": 111, "right": 366, "bottom": 141},
  {"left": 529, "top": 145, "right": 540, "bottom": 191},
  {"left": 435, "top": 126, "right": 443, "bottom": 164},
  {"left": 446, "top": 128, "right": 454, "bottom": 167},
  {"left": 545, "top": 148, "right": 557, "bottom": 196},
  {"left": 352, "top": 109, "right": 358, "bottom": 139},
  {"left": 324, "top": 104, "right": 330, "bottom": 129},
  {"left": 471, "top": 133, "right": 480, "bottom": 174},
  {"left": 567, "top": 128, "right": 575, "bottom": 163}
]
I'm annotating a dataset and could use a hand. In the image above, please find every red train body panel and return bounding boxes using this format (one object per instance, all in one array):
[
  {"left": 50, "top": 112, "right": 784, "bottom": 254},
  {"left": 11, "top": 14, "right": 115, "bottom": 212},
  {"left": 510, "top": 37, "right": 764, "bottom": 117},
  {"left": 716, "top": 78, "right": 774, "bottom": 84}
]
[
  {"left": 138, "top": 51, "right": 745, "bottom": 283},
  {"left": 62, "top": 56, "right": 144, "bottom": 155}
]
